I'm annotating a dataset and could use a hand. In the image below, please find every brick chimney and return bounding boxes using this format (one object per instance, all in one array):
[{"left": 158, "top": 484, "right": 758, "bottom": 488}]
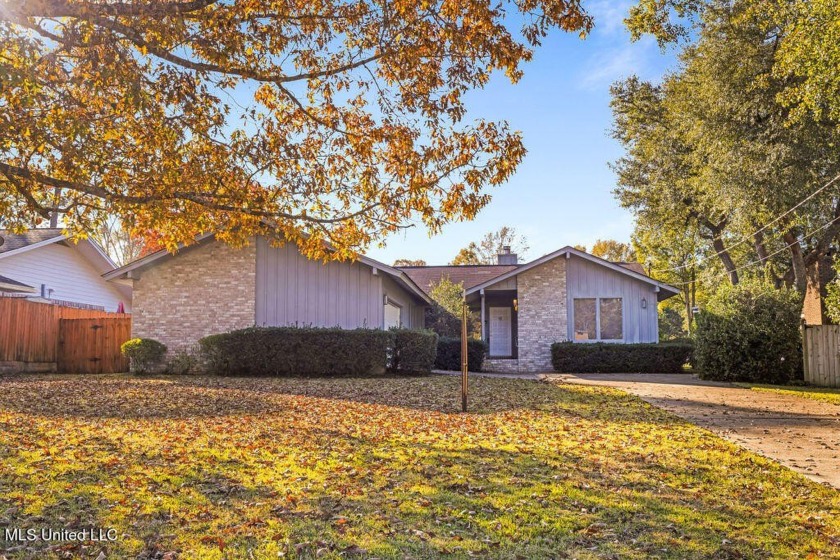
[{"left": 497, "top": 245, "right": 518, "bottom": 265}]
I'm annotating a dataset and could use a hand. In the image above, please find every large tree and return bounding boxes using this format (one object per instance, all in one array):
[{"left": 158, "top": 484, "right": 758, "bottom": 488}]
[
  {"left": 0, "top": 0, "right": 590, "bottom": 257},
  {"left": 612, "top": 2, "right": 840, "bottom": 321},
  {"left": 589, "top": 238, "right": 636, "bottom": 262}
]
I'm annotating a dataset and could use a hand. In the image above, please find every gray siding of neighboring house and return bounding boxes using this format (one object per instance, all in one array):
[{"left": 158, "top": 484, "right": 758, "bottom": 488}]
[
  {"left": 255, "top": 237, "right": 424, "bottom": 329},
  {"left": 565, "top": 254, "right": 660, "bottom": 344}
]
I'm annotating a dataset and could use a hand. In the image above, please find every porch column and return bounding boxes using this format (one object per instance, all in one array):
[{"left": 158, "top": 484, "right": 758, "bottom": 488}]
[{"left": 480, "top": 289, "right": 486, "bottom": 341}]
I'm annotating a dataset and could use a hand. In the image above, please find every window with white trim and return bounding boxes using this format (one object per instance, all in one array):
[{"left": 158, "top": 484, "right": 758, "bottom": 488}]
[
  {"left": 384, "top": 300, "right": 402, "bottom": 329},
  {"left": 573, "top": 297, "right": 623, "bottom": 341}
]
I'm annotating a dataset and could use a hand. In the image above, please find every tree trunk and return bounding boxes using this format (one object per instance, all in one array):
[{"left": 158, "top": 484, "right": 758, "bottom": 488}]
[
  {"left": 803, "top": 253, "right": 835, "bottom": 325},
  {"left": 783, "top": 230, "right": 807, "bottom": 292},
  {"left": 754, "top": 231, "right": 782, "bottom": 287},
  {"left": 711, "top": 235, "right": 739, "bottom": 285}
]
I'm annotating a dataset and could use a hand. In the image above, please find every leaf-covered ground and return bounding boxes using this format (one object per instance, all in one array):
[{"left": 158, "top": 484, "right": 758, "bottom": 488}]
[
  {"left": 0, "top": 375, "right": 838, "bottom": 559},
  {"left": 736, "top": 383, "right": 840, "bottom": 406}
]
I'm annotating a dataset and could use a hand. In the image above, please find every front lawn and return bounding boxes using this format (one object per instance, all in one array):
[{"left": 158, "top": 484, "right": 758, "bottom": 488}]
[
  {"left": 0, "top": 375, "right": 838, "bottom": 559},
  {"left": 735, "top": 383, "right": 840, "bottom": 406}
]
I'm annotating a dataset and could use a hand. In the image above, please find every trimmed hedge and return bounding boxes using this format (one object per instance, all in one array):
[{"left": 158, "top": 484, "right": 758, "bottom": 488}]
[
  {"left": 199, "top": 327, "right": 392, "bottom": 376},
  {"left": 389, "top": 329, "right": 438, "bottom": 374},
  {"left": 435, "top": 337, "right": 488, "bottom": 372},
  {"left": 695, "top": 281, "right": 802, "bottom": 384},
  {"left": 121, "top": 338, "right": 167, "bottom": 374},
  {"left": 551, "top": 342, "right": 693, "bottom": 373}
]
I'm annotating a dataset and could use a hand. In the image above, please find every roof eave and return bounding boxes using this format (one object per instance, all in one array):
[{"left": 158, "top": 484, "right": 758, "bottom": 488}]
[{"left": 465, "top": 246, "right": 680, "bottom": 299}]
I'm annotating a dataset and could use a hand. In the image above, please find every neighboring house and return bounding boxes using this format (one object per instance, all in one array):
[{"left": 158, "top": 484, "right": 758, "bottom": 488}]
[
  {"left": 104, "top": 235, "right": 431, "bottom": 356},
  {"left": 0, "top": 229, "right": 131, "bottom": 312},
  {"left": 399, "top": 246, "right": 679, "bottom": 372}
]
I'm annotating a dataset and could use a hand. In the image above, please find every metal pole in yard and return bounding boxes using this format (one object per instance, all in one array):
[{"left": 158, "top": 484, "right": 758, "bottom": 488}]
[{"left": 461, "top": 293, "right": 468, "bottom": 413}]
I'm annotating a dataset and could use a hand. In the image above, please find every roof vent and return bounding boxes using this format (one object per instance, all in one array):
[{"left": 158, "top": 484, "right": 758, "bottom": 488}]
[{"left": 497, "top": 245, "right": 518, "bottom": 265}]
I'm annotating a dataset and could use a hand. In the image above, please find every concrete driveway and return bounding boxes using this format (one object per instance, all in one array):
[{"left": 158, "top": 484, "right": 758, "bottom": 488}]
[{"left": 548, "top": 373, "right": 840, "bottom": 489}]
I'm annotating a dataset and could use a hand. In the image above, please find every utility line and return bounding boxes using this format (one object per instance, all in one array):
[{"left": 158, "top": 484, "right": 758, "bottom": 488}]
[
  {"left": 650, "top": 172, "right": 840, "bottom": 274},
  {"left": 665, "top": 216, "right": 839, "bottom": 288}
]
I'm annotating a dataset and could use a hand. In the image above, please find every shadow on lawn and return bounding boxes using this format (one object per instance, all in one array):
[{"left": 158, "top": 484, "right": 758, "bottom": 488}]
[
  {"left": 0, "top": 425, "right": 815, "bottom": 559},
  {"left": 3, "top": 374, "right": 837, "bottom": 441}
]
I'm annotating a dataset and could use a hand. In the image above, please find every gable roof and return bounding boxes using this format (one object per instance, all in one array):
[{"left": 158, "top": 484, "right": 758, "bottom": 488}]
[
  {"left": 104, "top": 234, "right": 433, "bottom": 305},
  {"left": 0, "top": 229, "right": 65, "bottom": 254},
  {"left": 464, "top": 246, "right": 679, "bottom": 300},
  {"left": 0, "top": 274, "right": 35, "bottom": 293},
  {"left": 0, "top": 229, "right": 117, "bottom": 272},
  {"left": 399, "top": 265, "right": 520, "bottom": 294},
  {"left": 615, "top": 262, "right": 647, "bottom": 275}
]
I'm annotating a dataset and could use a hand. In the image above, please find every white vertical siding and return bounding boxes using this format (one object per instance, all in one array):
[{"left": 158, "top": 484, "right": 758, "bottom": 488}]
[
  {"left": 256, "top": 237, "right": 425, "bottom": 329},
  {"left": 565, "top": 255, "right": 659, "bottom": 343},
  {"left": 0, "top": 244, "right": 129, "bottom": 312}
]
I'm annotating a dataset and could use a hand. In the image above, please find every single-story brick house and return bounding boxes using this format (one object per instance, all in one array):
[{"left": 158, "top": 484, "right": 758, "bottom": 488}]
[
  {"left": 105, "top": 236, "right": 678, "bottom": 372},
  {"left": 398, "top": 246, "right": 679, "bottom": 372},
  {"left": 104, "top": 235, "right": 432, "bottom": 356}
]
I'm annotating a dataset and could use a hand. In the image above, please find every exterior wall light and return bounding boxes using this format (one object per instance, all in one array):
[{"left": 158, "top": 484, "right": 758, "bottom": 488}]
[{"left": 641, "top": 298, "right": 647, "bottom": 309}]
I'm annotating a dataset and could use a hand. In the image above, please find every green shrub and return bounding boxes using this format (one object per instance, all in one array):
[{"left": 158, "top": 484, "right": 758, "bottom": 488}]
[
  {"left": 551, "top": 342, "right": 693, "bottom": 373},
  {"left": 695, "top": 281, "right": 803, "bottom": 384},
  {"left": 198, "top": 327, "right": 392, "bottom": 376},
  {"left": 121, "top": 338, "right": 167, "bottom": 374},
  {"left": 435, "top": 337, "right": 488, "bottom": 372},
  {"left": 389, "top": 329, "right": 438, "bottom": 374}
]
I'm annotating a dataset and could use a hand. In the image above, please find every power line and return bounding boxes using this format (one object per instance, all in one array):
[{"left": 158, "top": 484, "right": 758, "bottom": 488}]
[
  {"left": 666, "top": 216, "right": 840, "bottom": 288},
  {"left": 650, "top": 172, "right": 840, "bottom": 274}
]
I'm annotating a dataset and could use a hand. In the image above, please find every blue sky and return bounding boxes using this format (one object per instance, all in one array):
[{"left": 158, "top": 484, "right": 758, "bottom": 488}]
[{"left": 366, "top": 1, "right": 678, "bottom": 266}]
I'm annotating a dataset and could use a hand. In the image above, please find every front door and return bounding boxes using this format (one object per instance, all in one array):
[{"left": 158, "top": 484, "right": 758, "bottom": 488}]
[{"left": 488, "top": 307, "right": 512, "bottom": 357}]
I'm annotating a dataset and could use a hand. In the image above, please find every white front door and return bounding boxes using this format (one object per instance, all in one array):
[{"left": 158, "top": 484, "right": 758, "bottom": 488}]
[{"left": 488, "top": 307, "right": 512, "bottom": 357}]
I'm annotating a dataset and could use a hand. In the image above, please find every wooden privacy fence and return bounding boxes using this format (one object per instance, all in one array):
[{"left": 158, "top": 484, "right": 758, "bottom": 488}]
[
  {"left": 801, "top": 324, "right": 840, "bottom": 388},
  {"left": 0, "top": 298, "right": 131, "bottom": 373}
]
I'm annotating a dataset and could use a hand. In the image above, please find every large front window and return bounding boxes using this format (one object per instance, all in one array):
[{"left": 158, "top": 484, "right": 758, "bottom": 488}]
[{"left": 574, "top": 297, "right": 623, "bottom": 341}]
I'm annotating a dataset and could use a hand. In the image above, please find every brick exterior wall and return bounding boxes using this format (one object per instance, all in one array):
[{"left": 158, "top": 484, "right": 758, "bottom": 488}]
[
  {"left": 516, "top": 257, "right": 568, "bottom": 372},
  {"left": 131, "top": 240, "right": 256, "bottom": 357},
  {"left": 483, "top": 358, "right": 522, "bottom": 374}
]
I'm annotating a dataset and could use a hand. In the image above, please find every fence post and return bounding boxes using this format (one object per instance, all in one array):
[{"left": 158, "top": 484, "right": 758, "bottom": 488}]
[{"left": 800, "top": 317, "right": 809, "bottom": 384}]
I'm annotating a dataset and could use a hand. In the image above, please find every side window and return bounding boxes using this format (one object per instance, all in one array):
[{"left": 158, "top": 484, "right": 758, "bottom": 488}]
[
  {"left": 573, "top": 298, "right": 596, "bottom": 341},
  {"left": 384, "top": 300, "right": 402, "bottom": 329},
  {"left": 599, "top": 298, "right": 623, "bottom": 340}
]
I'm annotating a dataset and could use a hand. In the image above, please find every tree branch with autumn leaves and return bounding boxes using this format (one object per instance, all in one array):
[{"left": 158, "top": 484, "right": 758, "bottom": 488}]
[{"left": 0, "top": 0, "right": 590, "bottom": 258}]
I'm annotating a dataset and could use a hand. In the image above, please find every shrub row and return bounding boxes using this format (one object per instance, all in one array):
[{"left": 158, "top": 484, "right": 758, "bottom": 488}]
[
  {"left": 551, "top": 342, "right": 693, "bottom": 374},
  {"left": 390, "top": 329, "right": 439, "bottom": 374},
  {"left": 434, "top": 337, "right": 488, "bottom": 372},
  {"left": 196, "top": 326, "right": 439, "bottom": 376}
]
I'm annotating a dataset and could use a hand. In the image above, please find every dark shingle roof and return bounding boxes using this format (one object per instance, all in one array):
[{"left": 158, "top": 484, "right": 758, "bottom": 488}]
[
  {"left": 398, "top": 265, "right": 519, "bottom": 294},
  {"left": 0, "top": 229, "right": 64, "bottom": 254},
  {"left": 616, "top": 262, "right": 647, "bottom": 275}
]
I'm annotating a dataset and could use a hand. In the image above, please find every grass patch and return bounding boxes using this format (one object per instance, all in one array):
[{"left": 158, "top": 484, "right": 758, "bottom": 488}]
[
  {"left": 735, "top": 383, "right": 840, "bottom": 406},
  {"left": 0, "top": 374, "right": 838, "bottom": 559}
]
